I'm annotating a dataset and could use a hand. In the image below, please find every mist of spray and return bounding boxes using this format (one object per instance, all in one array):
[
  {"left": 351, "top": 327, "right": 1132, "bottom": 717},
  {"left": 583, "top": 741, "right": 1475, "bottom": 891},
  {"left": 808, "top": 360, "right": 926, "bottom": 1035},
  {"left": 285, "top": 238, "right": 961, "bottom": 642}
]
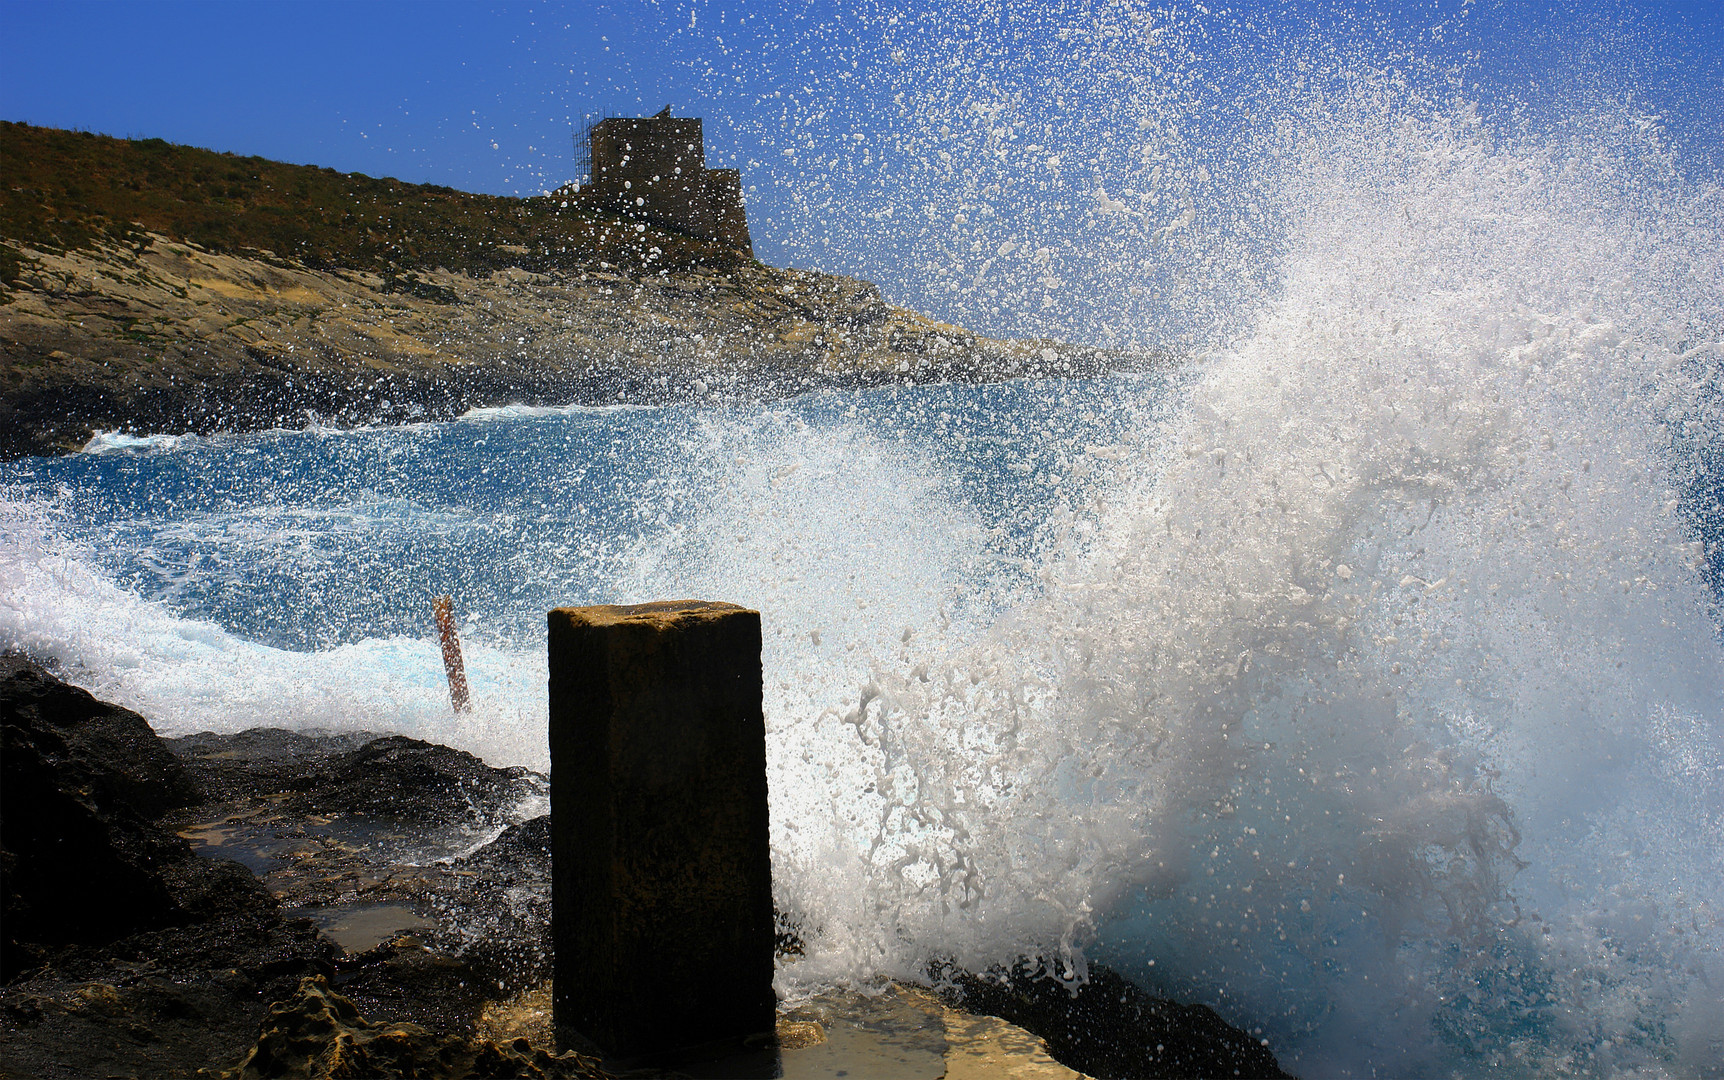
[{"left": 732, "top": 55, "right": 1724, "bottom": 1077}]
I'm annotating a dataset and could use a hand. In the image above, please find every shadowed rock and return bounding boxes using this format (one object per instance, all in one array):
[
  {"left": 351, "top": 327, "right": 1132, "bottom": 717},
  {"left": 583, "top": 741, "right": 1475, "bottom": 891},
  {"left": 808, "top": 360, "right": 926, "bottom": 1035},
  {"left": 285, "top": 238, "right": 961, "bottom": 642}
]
[
  {"left": 0, "top": 656, "right": 336, "bottom": 1079},
  {"left": 161, "top": 727, "right": 379, "bottom": 804},
  {"left": 3, "top": 655, "right": 210, "bottom": 974},
  {"left": 166, "top": 728, "right": 535, "bottom": 819},
  {"left": 439, "top": 815, "right": 555, "bottom": 995},
  {"left": 936, "top": 958, "right": 1292, "bottom": 1079}
]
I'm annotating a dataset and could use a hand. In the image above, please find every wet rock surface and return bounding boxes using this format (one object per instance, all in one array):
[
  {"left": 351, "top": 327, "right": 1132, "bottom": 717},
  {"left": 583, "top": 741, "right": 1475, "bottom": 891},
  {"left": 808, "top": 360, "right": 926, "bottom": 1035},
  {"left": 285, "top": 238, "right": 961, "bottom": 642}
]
[
  {"left": 220, "top": 974, "right": 609, "bottom": 1080},
  {"left": 160, "top": 726, "right": 553, "bottom": 1002},
  {"left": 0, "top": 660, "right": 560, "bottom": 1079},
  {"left": 160, "top": 727, "right": 377, "bottom": 804},
  {"left": 936, "top": 959, "right": 1292, "bottom": 1079},
  {"left": 167, "top": 727, "right": 538, "bottom": 820},
  {"left": 1, "top": 655, "right": 337, "bottom": 1079},
  {"left": 436, "top": 815, "right": 555, "bottom": 995},
  {"left": 2, "top": 660, "right": 1291, "bottom": 1078},
  {"left": 2, "top": 653, "right": 247, "bottom": 971},
  {"left": 776, "top": 983, "right": 1082, "bottom": 1080}
]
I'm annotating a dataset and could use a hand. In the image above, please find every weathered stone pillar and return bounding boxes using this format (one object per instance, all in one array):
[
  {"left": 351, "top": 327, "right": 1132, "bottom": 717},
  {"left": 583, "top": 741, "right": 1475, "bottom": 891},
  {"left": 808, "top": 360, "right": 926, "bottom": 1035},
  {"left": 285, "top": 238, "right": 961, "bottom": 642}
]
[{"left": 548, "top": 601, "right": 775, "bottom": 1061}]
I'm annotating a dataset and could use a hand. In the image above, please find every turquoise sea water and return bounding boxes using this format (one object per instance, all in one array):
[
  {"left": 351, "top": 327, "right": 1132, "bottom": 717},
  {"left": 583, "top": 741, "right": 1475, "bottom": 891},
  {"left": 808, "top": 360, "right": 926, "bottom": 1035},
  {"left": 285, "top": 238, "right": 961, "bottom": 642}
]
[{"left": 0, "top": 379, "right": 1161, "bottom": 655}]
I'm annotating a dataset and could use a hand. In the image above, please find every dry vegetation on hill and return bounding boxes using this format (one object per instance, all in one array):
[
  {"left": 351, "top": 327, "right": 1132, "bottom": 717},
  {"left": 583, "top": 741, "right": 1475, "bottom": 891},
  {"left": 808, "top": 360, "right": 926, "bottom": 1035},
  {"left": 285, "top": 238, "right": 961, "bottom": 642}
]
[
  {"left": 0, "top": 121, "right": 744, "bottom": 280},
  {"left": 1, "top": 123, "right": 1155, "bottom": 458}
]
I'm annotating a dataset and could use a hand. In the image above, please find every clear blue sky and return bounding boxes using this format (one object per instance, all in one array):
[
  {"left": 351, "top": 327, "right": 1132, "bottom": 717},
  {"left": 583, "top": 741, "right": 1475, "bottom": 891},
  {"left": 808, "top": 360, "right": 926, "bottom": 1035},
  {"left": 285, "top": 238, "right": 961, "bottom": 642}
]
[{"left": 4, "top": 1, "right": 1720, "bottom": 345}]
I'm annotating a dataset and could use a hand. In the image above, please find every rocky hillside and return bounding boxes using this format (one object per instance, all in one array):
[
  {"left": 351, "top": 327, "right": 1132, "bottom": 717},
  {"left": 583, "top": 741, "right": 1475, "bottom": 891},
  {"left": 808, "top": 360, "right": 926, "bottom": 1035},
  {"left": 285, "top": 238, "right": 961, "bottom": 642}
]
[
  {"left": 0, "top": 120, "right": 737, "bottom": 277},
  {"left": 1, "top": 123, "right": 1156, "bottom": 458}
]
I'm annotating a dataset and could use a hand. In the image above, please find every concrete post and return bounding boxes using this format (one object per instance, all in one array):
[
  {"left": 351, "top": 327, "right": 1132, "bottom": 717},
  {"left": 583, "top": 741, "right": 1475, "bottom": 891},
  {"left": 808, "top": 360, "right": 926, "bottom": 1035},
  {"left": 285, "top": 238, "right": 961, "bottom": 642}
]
[{"left": 548, "top": 601, "right": 775, "bottom": 1062}]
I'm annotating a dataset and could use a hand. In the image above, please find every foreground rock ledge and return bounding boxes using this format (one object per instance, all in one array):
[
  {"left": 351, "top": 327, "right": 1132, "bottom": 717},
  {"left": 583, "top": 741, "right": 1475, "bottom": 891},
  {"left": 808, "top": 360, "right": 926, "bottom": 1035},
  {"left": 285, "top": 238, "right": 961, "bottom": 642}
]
[
  {"left": 548, "top": 601, "right": 775, "bottom": 1061},
  {"left": 2, "top": 656, "right": 1293, "bottom": 1078},
  {"left": 222, "top": 975, "right": 608, "bottom": 1080}
]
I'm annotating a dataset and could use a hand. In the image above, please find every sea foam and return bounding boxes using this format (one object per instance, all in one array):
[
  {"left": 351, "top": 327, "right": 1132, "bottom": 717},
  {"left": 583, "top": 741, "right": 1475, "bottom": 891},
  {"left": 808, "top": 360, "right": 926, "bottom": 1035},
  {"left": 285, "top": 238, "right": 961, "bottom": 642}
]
[{"left": 751, "top": 85, "right": 1724, "bottom": 1074}]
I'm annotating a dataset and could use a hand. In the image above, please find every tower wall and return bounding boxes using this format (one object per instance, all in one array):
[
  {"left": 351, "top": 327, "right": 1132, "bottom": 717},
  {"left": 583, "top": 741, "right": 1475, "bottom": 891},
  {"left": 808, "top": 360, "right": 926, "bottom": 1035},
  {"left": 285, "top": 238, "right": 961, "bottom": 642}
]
[{"left": 577, "top": 114, "right": 751, "bottom": 253}]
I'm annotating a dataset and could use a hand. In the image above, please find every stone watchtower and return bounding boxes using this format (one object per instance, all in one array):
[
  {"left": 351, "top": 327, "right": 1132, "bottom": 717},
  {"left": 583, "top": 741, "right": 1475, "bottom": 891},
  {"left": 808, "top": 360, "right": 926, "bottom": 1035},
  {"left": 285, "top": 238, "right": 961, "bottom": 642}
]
[{"left": 575, "top": 107, "right": 753, "bottom": 255}]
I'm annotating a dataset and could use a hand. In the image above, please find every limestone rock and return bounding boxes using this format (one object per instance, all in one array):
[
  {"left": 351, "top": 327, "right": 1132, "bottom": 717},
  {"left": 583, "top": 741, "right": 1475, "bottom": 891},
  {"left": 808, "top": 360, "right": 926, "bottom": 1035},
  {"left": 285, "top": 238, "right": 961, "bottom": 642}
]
[
  {"left": 776, "top": 983, "right": 1083, "bottom": 1080},
  {"left": 0, "top": 234, "right": 1156, "bottom": 459},
  {"left": 221, "top": 975, "right": 610, "bottom": 1080}
]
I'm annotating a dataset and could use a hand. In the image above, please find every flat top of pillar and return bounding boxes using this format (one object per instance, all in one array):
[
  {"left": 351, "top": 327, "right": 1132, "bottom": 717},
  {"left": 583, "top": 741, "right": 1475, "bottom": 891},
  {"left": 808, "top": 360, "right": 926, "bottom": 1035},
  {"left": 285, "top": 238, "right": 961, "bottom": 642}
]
[{"left": 549, "top": 600, "right": 756, "bottom": 629}]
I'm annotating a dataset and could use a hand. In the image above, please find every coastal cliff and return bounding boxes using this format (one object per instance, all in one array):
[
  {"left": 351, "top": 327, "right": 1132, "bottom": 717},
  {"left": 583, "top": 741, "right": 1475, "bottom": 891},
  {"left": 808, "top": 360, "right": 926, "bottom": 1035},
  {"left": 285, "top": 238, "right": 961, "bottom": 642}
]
[{"left": 1, "top": 122, "right": 1153, "bottom": 459}]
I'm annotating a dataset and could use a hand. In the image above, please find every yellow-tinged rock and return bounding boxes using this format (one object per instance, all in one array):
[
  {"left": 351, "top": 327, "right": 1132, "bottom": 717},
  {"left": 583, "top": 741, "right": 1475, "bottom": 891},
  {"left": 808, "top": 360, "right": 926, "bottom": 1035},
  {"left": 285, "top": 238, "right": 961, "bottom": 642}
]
[{"left": 776, "top": 984, "right": 1085, "bottom": 1080}]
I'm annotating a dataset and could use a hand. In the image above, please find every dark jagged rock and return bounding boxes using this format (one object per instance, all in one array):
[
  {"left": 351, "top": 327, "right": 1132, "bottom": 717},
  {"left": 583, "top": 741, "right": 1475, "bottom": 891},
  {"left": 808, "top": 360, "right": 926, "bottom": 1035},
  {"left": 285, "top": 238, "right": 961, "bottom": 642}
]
[
  {"left": 935, "top": 958, "right": 1291, "bottom": 1079},
  {"left": 0, "top": 656, "right": 337, "bottom": 1079},
  {"left": 161, "top": 728, "right": 554, "bottom": 1019},
  {"left": 288, "top": 733, "right": 533, "bottom": 819},
  {"left": 463, "top": 814, "right": 553, "bottom": 875},
  {"left": 332, "top": 939, "right": 494, "bottom": 1041},
  {"left": 3, "top": 655, "right": 207, "bottom": 974},
  {"left": 0, "top": 666, "right": 548, "bottom": 1078},
  {"left": 219, "top": 975, "right": 612, "bottom": 1080},
  {"left": 162, "top": 727, "right": 549, "bottom": 995},
  {"left": 0, "top": 655, "right": 198, "bottom": 816},
  {"left": 433, "top": 816, "right": 555, "bottom": 995},
  {"left": 167, "top": 728, "right": 535, "bottom": 820},
  {"left": 161, "top": 727, "right": 379, "bottom": 804},
  {"left": 0, "top": 904, "right": 337, "bottom": 1078}
]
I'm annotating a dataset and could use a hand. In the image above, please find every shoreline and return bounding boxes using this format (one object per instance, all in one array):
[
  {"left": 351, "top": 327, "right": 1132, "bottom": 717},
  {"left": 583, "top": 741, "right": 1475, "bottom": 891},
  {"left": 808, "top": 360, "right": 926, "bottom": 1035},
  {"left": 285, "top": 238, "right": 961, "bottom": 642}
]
[
  {"left": 1, "top": 233, "right": 1163, "bottom": 462},
  {"left": 25, "top": 356, "right": 1165, "bottom": 464},
  {"left": 2, "top": 122, "right": 1165, "bottom": 462},
  {"left": 0, "top": 234, "right": 1163, "bottom": 462},
  {"left": 0, "top": 654, "right": 1291, "bottom": 1078}
]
